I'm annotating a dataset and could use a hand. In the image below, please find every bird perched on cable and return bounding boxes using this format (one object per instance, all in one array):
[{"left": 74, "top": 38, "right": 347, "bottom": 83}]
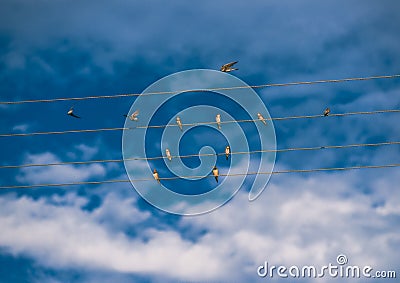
[
  {"left": 323, "top": 107, "right": 330, "bottom": 116},
  {"left": 257, "top": 113, "right": 267, "bottom": 125},
  {"left": 216, "top": 114, "right": 221, "bottom": 130},
  {"left": 153, "top": 169, "right": 160, "bottom": 183},
  {"left": 124, "top": 110, "right": 139, "bottom": 121},
  {"left": 225, "top": 146, "right": 231, "bottom": 160},
  {"left": 220, "top": 61, "right": 238, "bottom": 72},
  {"left": 212, "top": 166, "right": 219, "bottom": 183},
  {"left": 165, "top": 148, "right": 172, "bottom": 162},
  {"left": 67, "top": 107, "right": 81, "bottom": 118},
  {"left": 176, "top": 116, "right": 183, "bottom": 131}
]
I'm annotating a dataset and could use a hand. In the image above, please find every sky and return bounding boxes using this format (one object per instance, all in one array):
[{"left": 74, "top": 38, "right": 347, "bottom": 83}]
[{"left": 0, "top": 0, "right": 400, "bottom": 282}]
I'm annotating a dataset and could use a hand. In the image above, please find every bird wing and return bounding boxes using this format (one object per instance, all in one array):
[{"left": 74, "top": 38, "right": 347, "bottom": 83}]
[
  {"left": 223, "top": 61, "right": 238, "bottom": 68},
  {"left": 132, "top": 110, "right": 139, "bottom": 117}
]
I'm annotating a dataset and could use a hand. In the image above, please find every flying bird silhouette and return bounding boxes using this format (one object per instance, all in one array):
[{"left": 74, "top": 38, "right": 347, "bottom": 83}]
[
  {"left": 165, "top": 148, "right": 172, "bottom": 162},
  {"left": 212, "top": 166, "right": 219, "bottom": 183},
  {"left": 176, "top": 117, "right": 183, "bottom": 131},
  {"left": 220, "top": 61, "right": 238, "bottom": 72},
  {"left": 124, "top": 110, "right": 139, "bottom": 121},
  {"left": 153, "top": 169, "right": 160, "bottom": 183},
  {"left": 216, "top": 114, "right": 221, "bottom": 130},
  {"left": 257, "top": 113, "right": 267, "bottom": 125},
  {"left": 67, "top": 107, "right": 81, "bottom": 118},
  {"left": 324, "top": 107, "right": 330, "bottom": 116},
  {"left": 225, "top": 146, "right": 231, "bottom": 160}
]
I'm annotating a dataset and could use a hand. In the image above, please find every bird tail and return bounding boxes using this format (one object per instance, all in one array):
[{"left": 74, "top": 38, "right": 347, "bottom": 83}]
[
  {"left": 215, "top": 176, "right": 218, "bottom": 183},
  {"left": 226, "top": 155, "right": 228, "bottom": 160}
]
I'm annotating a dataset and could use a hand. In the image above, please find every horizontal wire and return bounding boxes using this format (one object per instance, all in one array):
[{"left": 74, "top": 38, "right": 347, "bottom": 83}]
[
  {"left": 1, "top": 109, "right": 399, "bottom": 138},
  {"left": 1, "top": 74, "right": 400, "bottom": 105},
  {"left": 1, "top": 141, "right": 399, "bottom": 169},
  {"left": 1, "top": 163, "right": 399, "bottom": 189}
]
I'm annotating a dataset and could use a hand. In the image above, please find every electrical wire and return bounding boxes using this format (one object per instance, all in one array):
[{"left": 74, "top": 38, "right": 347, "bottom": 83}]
[
  {"left": 1, "top": 163, "right": 399, "bottom": 189},
  {"left": 1, "top": 108, "right": 399, "bottom": 138},
  {"left": 1, "top": 74, "right": 399, "bottom": 105},
  {"left": 1, "top": 141, "right": 399, "bottom": 169}
]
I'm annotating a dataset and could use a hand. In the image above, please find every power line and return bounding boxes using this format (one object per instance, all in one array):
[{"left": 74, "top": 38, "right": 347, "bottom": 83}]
[
  {"left": 1, "top": 163, "right": 399, "bottom": 189},
  {"left": 1, "top": 74, "right": 399, "bottom": 105},
  {"left": 1, "top": 141, "right": 399, "bottom": 169},
  {"left": 1, "top": 108, "right": 399, "bottom": 138}
]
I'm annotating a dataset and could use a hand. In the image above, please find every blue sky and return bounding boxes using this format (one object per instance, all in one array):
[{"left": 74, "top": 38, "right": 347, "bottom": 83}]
[{"left": 0, "top": 0, "right": 400, "bottom": 282}]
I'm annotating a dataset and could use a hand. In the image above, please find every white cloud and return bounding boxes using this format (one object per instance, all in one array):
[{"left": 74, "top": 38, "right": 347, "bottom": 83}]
[
  {"left": 74, "top": 143, "right": 99, "bottom": 160},
  {"left": 0, "top": 191, "right": 228, "bottom": 281},
  {"left": 16, "top": 152, "right": 106, "bottom": 184},
  {"left": 12, "top": 123, "right": 29, "bottom": 132},
  {"left": 1, "top": 169, "right": 399, "bottom": 282}
]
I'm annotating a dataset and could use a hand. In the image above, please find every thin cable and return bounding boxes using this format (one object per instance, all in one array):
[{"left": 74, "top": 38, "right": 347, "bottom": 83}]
[
  {"left": 1, "top": 109, "right": 399, "bottom": 137},
  {"left": 1, "top": 163, "right": 399, "bottom": 189},
  {"left": 1, "top": 74, "right": 399, "bottom": 105},
  {"left": 1, "top": 141, "right": 399, "bottom": 169}
]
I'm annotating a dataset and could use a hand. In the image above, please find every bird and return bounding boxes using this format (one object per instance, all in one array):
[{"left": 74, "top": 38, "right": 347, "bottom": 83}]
[
  {"left": 124, "top": 110, "right": 139, "bottom": 121},
  {"left": 216, "top": 114, "right": 221, "bottom": 130},
  {"left": 220, "top": 61, "right": 238, "bottom": 72},
  {"left": 324, "top": 107, "right": 330, "bottom": 116},
  {"left": 257, "top": 113, "right": 267, "bottom": 125},
  {"left": 225, "top": 146, "right": 231, "bottom": 160},
  {"left": 212, "top": 166, "right": 219, "bottom": 183},
  {"left": 153, "top": 169, "right": 160, "bottom": 183},
  {"left": 176, "top": 116, "right": 183, "bottom": 131},
  {"left": 67, "top": 107, "right": 81, "bottom": 118},
  {"left": 165, "top": 148, "right": 172, "bottom": 161}
]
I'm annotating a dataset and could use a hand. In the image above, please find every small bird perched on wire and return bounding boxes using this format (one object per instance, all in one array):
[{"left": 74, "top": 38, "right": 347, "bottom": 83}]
[
  {"left": 225, "top": 146, "right": 231, "bottom": 160},
  {"left": 165, "top": 148, "right": 172, "bottom": 162},
  {"left": 153, "top": 169, "right": 160, "bottom": 183},
  {"left": 176, "top": 116, "right": 183, "bottom": 131},
  {"left": 216, "top": 114, "right": 221, "bottom": 130},
  {"left": 124, "top": 110, "right": 139, "bottom": 121},
  {"left": 220, "top": 61, "right": 238, "bottom": 72},
  {"left": 67, "top": 107, "right": 81, "bottom": 118},
  {"left": 212, "top": 166, "right": 219, "bottom": 183},
  {"left": 323, "top": 107, "right": 330, "bottom": 116},
  {"left": 257, "top": 113, "right": 267, "bottom": 125}
]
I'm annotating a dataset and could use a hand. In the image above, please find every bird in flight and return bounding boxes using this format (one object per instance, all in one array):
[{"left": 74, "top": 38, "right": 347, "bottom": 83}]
[
  {"left": 216, "top": 114, "right": 221, "bottom": 130},
  {"left": 153, "top": 169, "right": 160, "bottom": 183},
  {"left": 225, "top": 146, "right": 231, "bottom": 160},
  {"left": 324, "top": 107, "right": 330, "bottom": 116},
  {"left": 67, "top": 107, "right": 81, "bottom": 118},
  {"left": 220, "top": 61, "right": 238, "bottom": 72},
  {"left": 124, "top": 110, "right": 139, "bottom": 121},
  {"left": 165, "top": 148, "right": 172, "bottom": 162},
  {"left": 212, "top": 166, "right": 219, "bottom": 183},
  {"left": 257, "top": 113, "right": 267, "bottom": 125},
  {"left": 176, "top": 117, "right": 183, "bottom": 131}
]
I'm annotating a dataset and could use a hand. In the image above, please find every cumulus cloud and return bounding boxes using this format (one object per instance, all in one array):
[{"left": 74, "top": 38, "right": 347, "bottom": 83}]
[
  {"left": 1, "top": 169, "right": 400, "bottom": 282},
  {"left": 12, "top": 123, "right": 29, "bottom": 132},
  {"left": 0, "top": 192, "right": 228, "bottom": 282},
  {"left": 16, "top": 152, "right": 106, "bottom": 184}
]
